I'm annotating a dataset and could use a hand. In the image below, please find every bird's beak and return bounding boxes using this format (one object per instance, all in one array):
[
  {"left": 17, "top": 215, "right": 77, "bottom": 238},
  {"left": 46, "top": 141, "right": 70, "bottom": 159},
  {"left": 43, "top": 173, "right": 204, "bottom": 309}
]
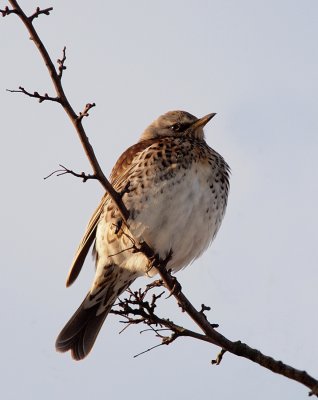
[{"left": 191, "top": 113, "right": 216, "bottom": 129}]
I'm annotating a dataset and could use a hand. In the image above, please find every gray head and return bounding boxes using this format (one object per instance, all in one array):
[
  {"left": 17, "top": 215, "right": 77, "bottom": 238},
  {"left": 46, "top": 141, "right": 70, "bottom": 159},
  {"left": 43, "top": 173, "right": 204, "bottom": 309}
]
[{"left": 140, "top": 110, "right": 216, "bottom": 141}]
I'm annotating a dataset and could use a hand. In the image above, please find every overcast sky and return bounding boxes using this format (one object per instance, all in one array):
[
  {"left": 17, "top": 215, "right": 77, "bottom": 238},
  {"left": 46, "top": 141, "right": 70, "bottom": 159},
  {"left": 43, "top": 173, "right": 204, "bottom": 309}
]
[{"left": 1, "top": 1, "right": 317, "bottom": 399}]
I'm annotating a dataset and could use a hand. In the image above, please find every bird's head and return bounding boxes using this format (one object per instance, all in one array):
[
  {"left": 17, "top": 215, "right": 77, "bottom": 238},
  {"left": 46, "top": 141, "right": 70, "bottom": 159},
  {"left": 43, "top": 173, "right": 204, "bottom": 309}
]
[{"left": 140, "top": 110, "right": 216, "bottom": 141}]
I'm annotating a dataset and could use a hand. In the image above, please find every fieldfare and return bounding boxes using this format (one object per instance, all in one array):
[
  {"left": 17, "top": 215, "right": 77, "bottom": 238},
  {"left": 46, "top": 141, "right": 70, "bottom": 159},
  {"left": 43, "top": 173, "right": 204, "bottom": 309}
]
[{"left": 56, "top": 110, "right": 230, "bottom": 360}]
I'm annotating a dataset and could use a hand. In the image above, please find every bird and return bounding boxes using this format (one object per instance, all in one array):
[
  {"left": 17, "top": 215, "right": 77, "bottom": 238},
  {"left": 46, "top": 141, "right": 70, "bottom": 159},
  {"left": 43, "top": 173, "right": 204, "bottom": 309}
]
[{"left": 55, "top": 110, "right": 230, "bottom": 360}]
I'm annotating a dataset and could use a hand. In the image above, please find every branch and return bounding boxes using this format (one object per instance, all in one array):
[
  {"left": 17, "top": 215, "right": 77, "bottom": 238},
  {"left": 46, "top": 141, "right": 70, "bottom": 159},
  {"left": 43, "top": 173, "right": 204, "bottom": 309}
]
[
  {"left": 111, "top": 282, "right": 318, "bottom": 396},
  {"left": 29, "top": 6, "right": 53, "bottom": 22},
  {"left": 78, "top": 102, "right": 96, "bottom": 121},
  {"left": 1, "top": 5, "right": 52, "bottom": 20},
  {"left": 6, "top": 0, "right": 128, "bottom": 220},
  {"left": 6, "top": 86, "right": 59, "bottom": 103},
  {"left": 0, "top": 5, "right": 18, "bottom": 16},
  {"left": 57, "top": 46, "right": 67, "bottom": 79},
  {"left": 111, "top": 283, "right": 213, "bottom": 356},
  {"left": 6, "top": 0, "right": 318, "bottom": 396},
  {"left": 44, "top": 164, "right": 98, "bottom": 182},
  {"left": 151, "top": 257, "right": 318, "bottom": 396}
]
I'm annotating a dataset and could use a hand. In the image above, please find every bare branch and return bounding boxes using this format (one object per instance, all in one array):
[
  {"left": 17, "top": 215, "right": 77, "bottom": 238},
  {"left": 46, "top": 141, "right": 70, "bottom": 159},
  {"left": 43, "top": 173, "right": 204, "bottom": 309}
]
[
  {"left": 57, "top": 46, "right": 67, "bottom": 79},
  {"left": 29, "top": 6, "right": 53, "bottom": 22},
  {"left": 0, "top": 5, "right": 18, "bottom": 16},
  {"left": 7, "top": 0, "right": 130, "bottom": 222},
  {"left": 1, "top": 5, "right": 53, "bottom": 20},
  {"left": 117, "top": 253, "right": 318, "bottom": 395},
  {"left": 133, "top": 343, "right": 165, "bottom": 358},
  {"left": 6, "top": 86, "right": 60, "bottom": 103},
  {"left": 111, "top": 285, "right": 206, "bottom": 358},
  {"left": 44, "top": 164, "right": 98, "bottom": 182},
  {"left": 78, "top": 103, "right": 96, "bottom": 121}
]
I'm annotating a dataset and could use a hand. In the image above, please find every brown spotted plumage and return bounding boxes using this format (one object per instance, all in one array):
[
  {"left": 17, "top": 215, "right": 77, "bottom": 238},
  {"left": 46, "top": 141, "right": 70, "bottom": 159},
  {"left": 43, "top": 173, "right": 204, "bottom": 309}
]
[{"left": 55, "top": 110, "right": 230, "bottom": 360}]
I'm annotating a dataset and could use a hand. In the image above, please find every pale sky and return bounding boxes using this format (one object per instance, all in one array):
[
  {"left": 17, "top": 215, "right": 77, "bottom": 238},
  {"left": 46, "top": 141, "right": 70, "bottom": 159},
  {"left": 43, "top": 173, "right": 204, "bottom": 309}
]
[{"left": 1, "top": 1, "right": 317, "bottom": 399}]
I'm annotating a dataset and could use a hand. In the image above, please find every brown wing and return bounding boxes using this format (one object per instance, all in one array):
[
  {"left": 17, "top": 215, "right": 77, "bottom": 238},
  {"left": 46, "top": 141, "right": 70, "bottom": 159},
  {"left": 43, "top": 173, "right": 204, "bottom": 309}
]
[
  {"left": 110, "top": 138, "right": 156, "bottom": 184},
  {"left": 66, "top": 194, "right": 107, "bottom": 287},
  {"left": 65, "top": 138, "right": 156, "bottom": 287}
]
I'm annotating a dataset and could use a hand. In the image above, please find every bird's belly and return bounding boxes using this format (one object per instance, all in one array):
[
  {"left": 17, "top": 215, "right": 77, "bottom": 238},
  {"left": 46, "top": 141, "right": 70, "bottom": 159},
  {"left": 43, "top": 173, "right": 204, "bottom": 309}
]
[{"left": 128, "top": 166, "right": 226, "bottom": 272}]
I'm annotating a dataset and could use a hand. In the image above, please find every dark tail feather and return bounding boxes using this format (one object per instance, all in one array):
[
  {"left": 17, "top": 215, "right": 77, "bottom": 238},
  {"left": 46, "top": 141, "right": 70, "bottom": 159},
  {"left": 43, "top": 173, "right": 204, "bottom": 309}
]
[{"left": 55, "top": 293, "right": 112, "bottom": 361}]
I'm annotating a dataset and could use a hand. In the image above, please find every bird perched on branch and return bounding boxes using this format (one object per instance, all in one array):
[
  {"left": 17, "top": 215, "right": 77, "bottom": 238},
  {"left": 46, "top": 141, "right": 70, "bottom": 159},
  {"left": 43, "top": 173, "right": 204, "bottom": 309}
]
[{"left": 55, "top": 110, "right": 230, "bottom": 360}]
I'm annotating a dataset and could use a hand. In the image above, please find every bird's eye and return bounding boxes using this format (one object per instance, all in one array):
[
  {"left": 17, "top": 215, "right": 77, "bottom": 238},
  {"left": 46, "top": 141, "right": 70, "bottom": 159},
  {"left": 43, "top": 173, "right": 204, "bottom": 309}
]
[{"left": 170, "top": 123, "right": 182, "bottom": 132}]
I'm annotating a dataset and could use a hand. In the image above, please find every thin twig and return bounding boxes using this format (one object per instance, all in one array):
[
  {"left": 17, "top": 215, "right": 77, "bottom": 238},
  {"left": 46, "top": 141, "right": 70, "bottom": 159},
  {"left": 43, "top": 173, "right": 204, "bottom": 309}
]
[
  {"left": 6, "top": 0, "right": 129, "bottom": 220},
  {"left": 57, "top": 46, "right": 67, "bottom": 79},
  {"left": 78, "top": 103, "right": 96, "bottom": 121},
  {"left": 0, "top": 5, "right": 18, "bottom": 16},
  {"left": 133, "top": 343, "right": 164, "bottom": 358},
  {"left": 6, "top": 87, "right": 60, "bottom": 103},
  {"left": 29, "top": 6, "right": 53, "bottom": 22},
  {"left": 44, "top": 164, "right": 98, "bottom": 182}
]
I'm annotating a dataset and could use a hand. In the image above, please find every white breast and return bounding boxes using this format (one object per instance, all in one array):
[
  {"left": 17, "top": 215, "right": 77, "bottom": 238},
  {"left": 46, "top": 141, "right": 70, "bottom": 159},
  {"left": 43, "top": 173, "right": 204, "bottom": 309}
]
[{"left": 128, "top": 161, "right": 227, "bottom": 273}]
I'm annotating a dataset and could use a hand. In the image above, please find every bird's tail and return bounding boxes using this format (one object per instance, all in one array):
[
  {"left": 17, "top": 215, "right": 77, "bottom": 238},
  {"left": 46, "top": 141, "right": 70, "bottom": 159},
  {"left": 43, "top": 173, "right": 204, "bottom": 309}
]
[
  {"left": 56, "top": 263, "right": 138, "bottom": 360},
  {"left": 55, "top": 292, "right": 115, "bottom": 360}
]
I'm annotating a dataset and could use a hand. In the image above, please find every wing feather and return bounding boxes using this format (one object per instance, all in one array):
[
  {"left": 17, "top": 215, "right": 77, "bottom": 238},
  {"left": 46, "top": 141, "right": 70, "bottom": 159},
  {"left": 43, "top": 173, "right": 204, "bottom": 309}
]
[
  {"left": 65, "top": 138, "right": 156, "bottom": 286},
  {"left": 66, "top": 195, "right": 107, "bottom": 287}
]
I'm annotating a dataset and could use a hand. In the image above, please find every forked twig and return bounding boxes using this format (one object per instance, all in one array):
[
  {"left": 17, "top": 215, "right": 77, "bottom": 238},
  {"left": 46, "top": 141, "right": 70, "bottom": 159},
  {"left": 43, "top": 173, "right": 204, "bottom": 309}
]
[
  {"left": 29, "top": 6, "right": 53, "bottom": 22},
  {"left": 44, "top": 164, "right": 98, "bottom": 182},
  {"left": 6, "top": 87, "right": 59, "bottom": 103},
  {"left": 57, "top": 46, "right": 67, "bottom": 79}
]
